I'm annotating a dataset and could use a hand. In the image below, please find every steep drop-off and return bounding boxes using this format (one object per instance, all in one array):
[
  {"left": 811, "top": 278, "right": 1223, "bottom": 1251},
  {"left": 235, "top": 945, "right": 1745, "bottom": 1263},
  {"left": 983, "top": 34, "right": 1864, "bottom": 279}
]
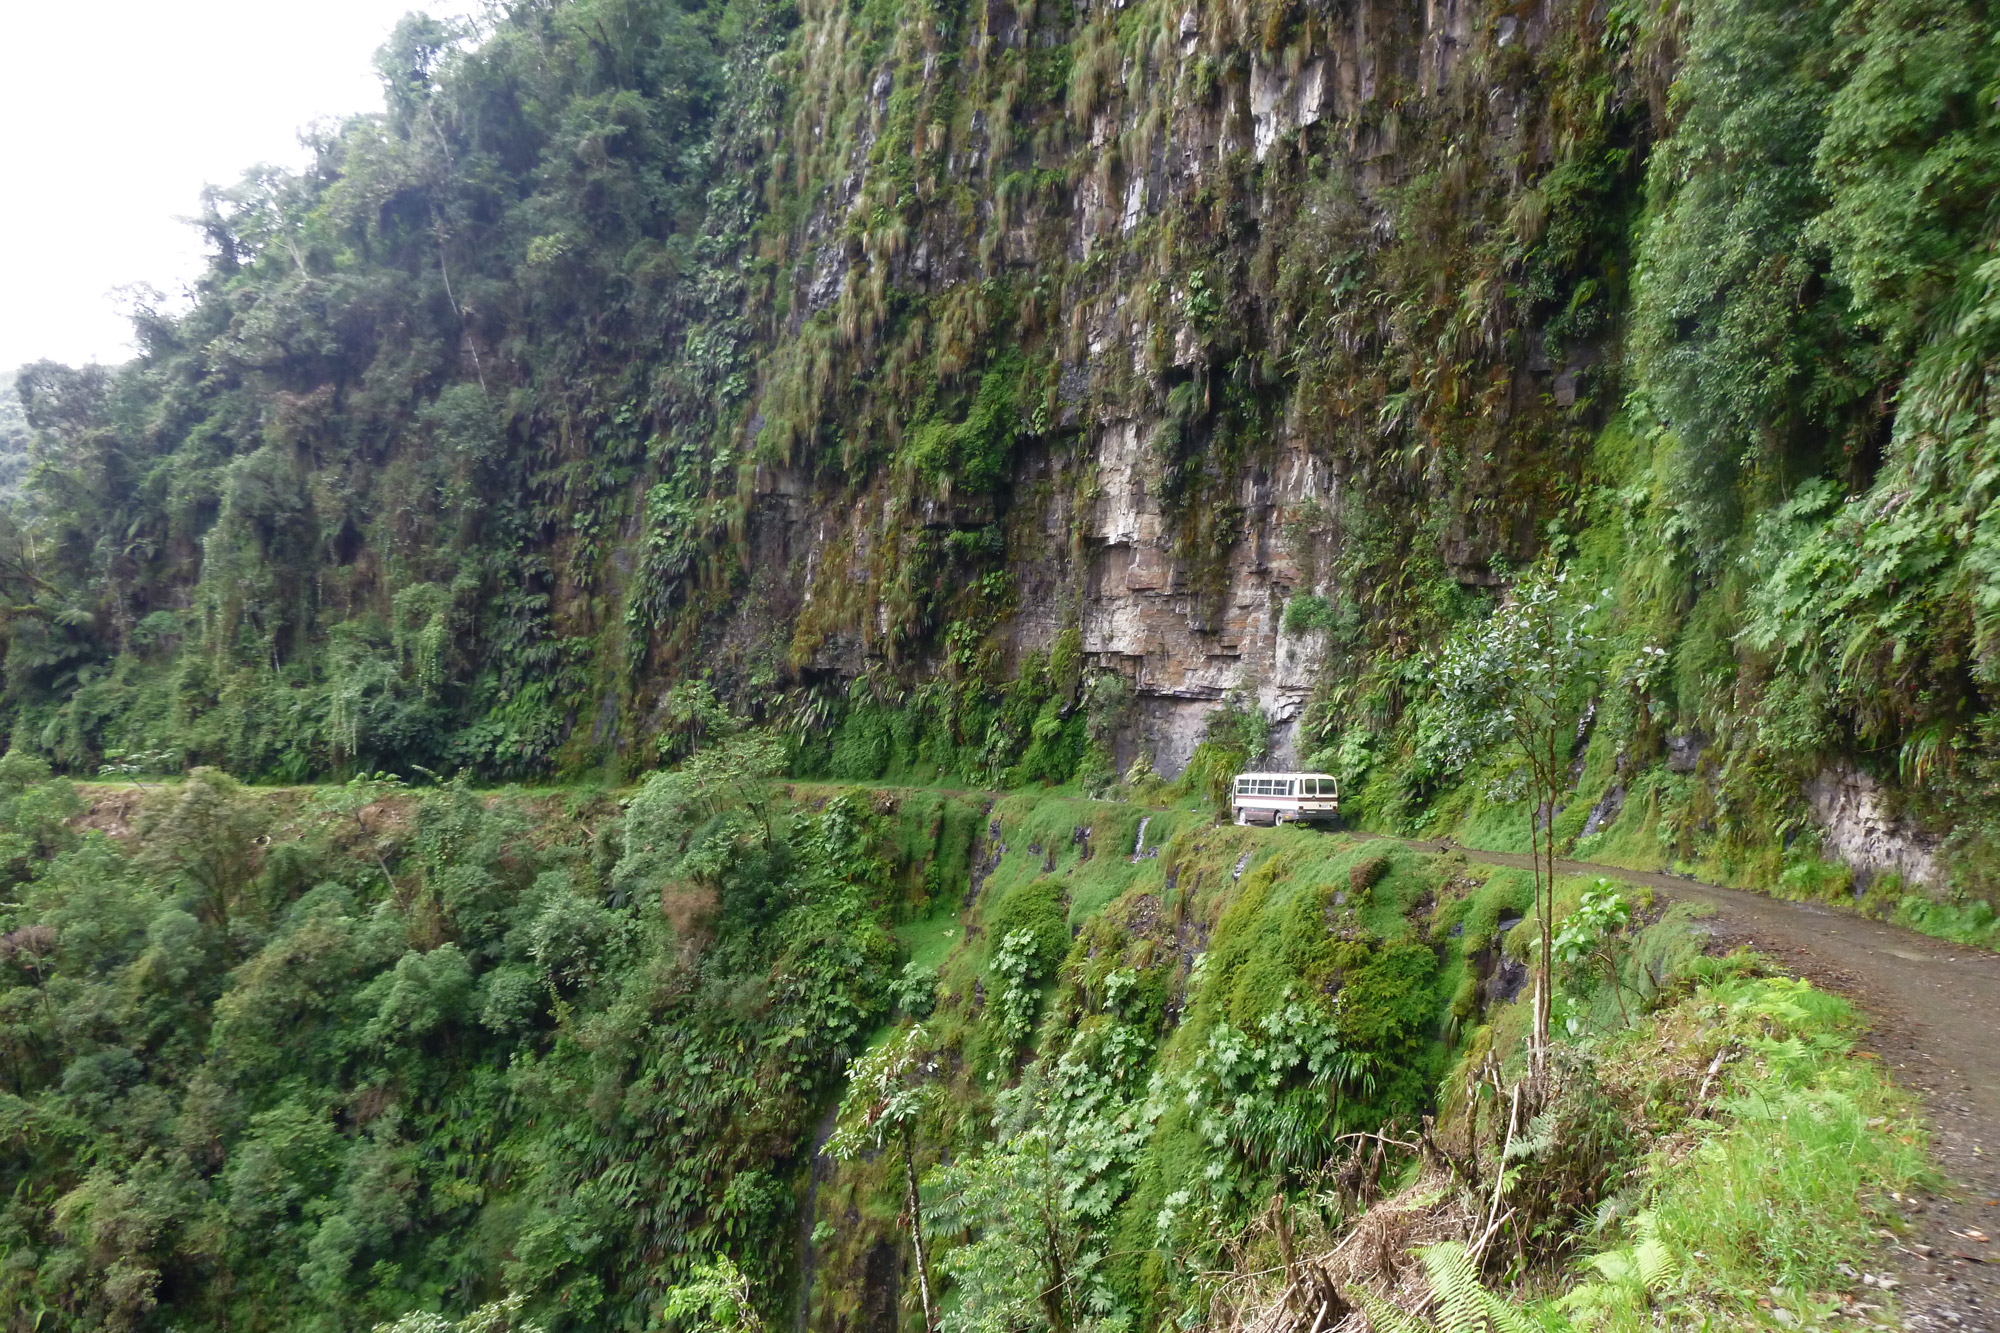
[
  {"left": 7, "top": 0, "right": 2000, "bottom": 903},
  {"left": 0, "top": 763, "right": 1942, "bottom": 1332}
]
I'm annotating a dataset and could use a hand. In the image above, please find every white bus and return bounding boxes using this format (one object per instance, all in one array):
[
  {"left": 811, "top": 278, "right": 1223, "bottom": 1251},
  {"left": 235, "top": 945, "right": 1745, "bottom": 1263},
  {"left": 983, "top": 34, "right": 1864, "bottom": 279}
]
[{"left": 1231, "top": 772, "right": 1340, "bottom": 826}]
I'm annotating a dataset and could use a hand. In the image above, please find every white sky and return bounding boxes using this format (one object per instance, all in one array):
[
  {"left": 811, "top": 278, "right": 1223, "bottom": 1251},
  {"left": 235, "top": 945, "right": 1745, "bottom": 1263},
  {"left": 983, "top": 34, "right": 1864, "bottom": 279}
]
[{"left": 0, "top": 0, "right": 478, "bottom": 372}]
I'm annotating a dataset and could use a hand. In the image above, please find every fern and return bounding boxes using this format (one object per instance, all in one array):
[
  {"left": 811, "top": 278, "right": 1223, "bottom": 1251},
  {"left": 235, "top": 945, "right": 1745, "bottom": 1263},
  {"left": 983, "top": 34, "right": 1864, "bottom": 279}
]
[
  {"left": 1560, "top": 1212, "right": 1678, "bottom": 1319},
  {"left": 1350, "top": 1243, "right": 1548, "bottom": 1333},
  {"left": 1424, "top": 1244, "right": 1491, "bottom": 1333},
  {"left": 1349, "top": 1287, "right": 1431, "bottom": 1333}
]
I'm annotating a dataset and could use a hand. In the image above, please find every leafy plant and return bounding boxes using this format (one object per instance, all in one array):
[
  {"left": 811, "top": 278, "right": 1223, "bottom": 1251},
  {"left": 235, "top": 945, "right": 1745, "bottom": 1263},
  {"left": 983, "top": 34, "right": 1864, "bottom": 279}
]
[
  {"left": 828, "top": 1025, "right": 942, "bottom": 1332},
  {"left": 658, "top": 1256, "right": 765, "bottom": 1333},
  {"left": 1348, "top": 1242, "right": 1537, "bottom": 1333},
  {"left": 1552, "top": 883, "right": 1635, "bottom": 1026},
  {"left": 1434, "top": 561, "right": 1610, "bottom": 1066}
]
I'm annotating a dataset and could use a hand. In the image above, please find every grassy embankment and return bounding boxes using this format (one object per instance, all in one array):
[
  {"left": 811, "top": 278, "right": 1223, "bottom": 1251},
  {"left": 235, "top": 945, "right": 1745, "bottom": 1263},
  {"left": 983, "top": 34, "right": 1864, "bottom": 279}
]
[{"left": 797, "top": 785, "right": 1933, "bottom": 1332}]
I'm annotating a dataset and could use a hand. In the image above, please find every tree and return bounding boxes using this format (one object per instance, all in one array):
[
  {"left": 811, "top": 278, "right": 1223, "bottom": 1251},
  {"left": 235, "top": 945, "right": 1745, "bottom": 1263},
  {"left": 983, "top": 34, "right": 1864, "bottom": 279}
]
[
  {"left": 658, "top": 1255, "right": 765, "bottom": 1333},
  {"left": 921, "top": 1076, "right": 1125, "bottom": 1333},
  {"left": 1630, "top": 0, "right": 1854, "bottom": 563},
  {"left": 1552, "top": 881, "right": 1636, "bottom": 1027},
  {"left": 826, "top": 1024, "right": 941, "bottom": 1333},
  {"left": 132, "top": 767, "right": 271, "bottom": 941},
  {"left": 371, "top": 1294, "right": 545, "bottom": 1333},
  {"left": 613, "top": 730, "right": 791, "bottom": 912},
  {"left": 1434, "top": 560, "right": 1608, "bottom": 1072}
]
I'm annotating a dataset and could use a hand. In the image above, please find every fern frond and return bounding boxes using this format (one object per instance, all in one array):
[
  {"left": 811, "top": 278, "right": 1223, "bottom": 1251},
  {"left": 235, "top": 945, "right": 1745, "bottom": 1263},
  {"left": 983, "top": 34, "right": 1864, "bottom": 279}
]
[
  {"left": 1583, "top": 1249, "right": 1640, "bottom": 1287},
  {"left": 1475, "top": 1286, "right": 1538, "bottom": 1333},
  {"left": 1632, "top": 1212, "right": 1679, "bottom": 1291},
  {"left": 1350, "top": 1287, "right": 1432, "bottom": 1333},
  {"left": 1412, "top": 1241, "right": 1548, "bottom": 1333},
  {"left": 1420, "top": 1243, "right": 1488, "bottom": 1333}
]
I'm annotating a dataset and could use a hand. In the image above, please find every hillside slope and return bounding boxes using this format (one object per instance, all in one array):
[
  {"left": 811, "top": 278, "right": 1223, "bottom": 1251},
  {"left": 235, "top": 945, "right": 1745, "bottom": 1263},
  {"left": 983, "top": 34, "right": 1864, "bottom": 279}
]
[{"left": 0, "top": 768, "right": 1951, "bottom": 1331}]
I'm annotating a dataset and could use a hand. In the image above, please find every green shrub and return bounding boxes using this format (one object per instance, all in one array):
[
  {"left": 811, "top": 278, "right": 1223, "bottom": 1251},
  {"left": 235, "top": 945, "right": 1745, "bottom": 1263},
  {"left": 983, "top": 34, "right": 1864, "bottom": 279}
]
[{"left": 985, "top": 877, "right": 1070, "bottom": 974}]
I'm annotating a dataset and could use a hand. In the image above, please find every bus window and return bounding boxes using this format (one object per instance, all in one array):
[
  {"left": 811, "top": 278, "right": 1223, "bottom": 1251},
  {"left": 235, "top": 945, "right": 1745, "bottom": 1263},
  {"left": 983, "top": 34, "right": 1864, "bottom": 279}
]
[{"left": 1300, "top": 779, "right": 1315, "bottom": 796}]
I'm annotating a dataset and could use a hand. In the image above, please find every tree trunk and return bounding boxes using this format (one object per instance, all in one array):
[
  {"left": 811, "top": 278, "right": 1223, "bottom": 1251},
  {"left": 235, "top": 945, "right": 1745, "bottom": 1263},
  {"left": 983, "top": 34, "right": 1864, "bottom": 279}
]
[
  {"left": 902, "top": 1123, "right": 937, "bottom": 1333},
  {"left": 1541, "top": 749, "right": 1557, "bottom": 1069},
  {"left": 1528, "top": 784, "right": 1550, "bottom": 1073}
]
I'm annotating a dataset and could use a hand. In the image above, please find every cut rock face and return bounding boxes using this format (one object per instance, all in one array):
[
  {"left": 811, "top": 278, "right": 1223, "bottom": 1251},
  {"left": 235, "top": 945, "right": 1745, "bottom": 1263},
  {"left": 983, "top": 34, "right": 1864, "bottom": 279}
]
[
  {"left": 1665, "top": 730, "right": 1707, "bottom": 773},
  {"left": 1806, "top": 764, "right": 1942, "bottom": 892}
]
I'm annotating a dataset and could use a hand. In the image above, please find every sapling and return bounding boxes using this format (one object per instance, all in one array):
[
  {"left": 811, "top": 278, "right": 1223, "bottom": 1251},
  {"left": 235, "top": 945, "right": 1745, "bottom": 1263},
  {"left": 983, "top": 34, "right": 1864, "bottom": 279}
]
[{"left": 1435, "top": 558, "right": 1610, "bottom": 1074}]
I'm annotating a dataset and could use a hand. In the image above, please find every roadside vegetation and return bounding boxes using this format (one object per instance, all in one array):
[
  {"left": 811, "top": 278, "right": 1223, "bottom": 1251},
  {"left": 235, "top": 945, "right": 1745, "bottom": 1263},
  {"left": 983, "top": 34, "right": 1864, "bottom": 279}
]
[
  {"left": 1, "top": 0, "right": 1997, "bottom": 951},
  {"left": 0, "top": 752, "right": 1937, "bottom": 1332}
]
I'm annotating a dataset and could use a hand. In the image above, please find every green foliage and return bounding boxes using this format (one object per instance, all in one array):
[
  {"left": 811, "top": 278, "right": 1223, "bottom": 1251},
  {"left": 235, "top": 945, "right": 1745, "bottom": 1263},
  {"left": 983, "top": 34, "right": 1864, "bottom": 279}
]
[
  {"left": 3, "top": 0, "right": 1991, "bottom": 944},
  {"left": 924, "top": 1064, "right": 1146, "bottom": 1333},
  {"left": 0, "top": 0, "right": 790, "bottom": 781},
  {"left": 656, "top": 1257, "right": 764, "bottom": 1333},
  {"left": 1551, "top": 975, "right": 1934, "bottom": 1329},
  {"left": 1892, "top": 891, "right": 2000, "bottom": 949},
  {"left": 1280, "top": 594, "right": 1342, "bottom": 637},
  {"left": 1552, "top": 882, "right": 1636, "bottom": 1027},
  {"left": 986, "top": 875, "right": 1068, "bottom": 964},
  {"left": 827, "top": 1024, "right": 938, "bottom": 1160},
  {"left": 1180, "top": 694, "right": 1270, "bottom": 817},
  {"left": 925, "top": 1119, "right": 1101, "bottom": 1333},
  {"left": 984, "top": 878, "right": 1069, "bottom": 1051},
  {"left": 1811, "top": 0, "right": 2000, "bottom": 360},
  {"left": 131, "top": 766, "right": 270, "bottom": 936},
  {"left": 1631, "top": 0, "right": 1856, "bottom": 560},
  {"left": 6, "top": 0, "right": 1996, "bottom": 1318},
  {"left": 904, "top": 358, "right": 1023, "bottom": 495},
  {"left": 0, "top": 759, "right": 901, "bottom": 1330},
  {"left": 989, "top": 927, "right": 1050, "bottom": 1049},
  {"left": 1173, "top": 993, "right": 1375, "bottom": 1187},
  {"left": 372, "top": 1294, "right": 546, "bottom": 1333},
  {"left": 1432, "top": 562, "right": 1609, "bottom": 782},
  {"left": 1349, "top": 1243, "right": 1538, "bottom": 1333}
]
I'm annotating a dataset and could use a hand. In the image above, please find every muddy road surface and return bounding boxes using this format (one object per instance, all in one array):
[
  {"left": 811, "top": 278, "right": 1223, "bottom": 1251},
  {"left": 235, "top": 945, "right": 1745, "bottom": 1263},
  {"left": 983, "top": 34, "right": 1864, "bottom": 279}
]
[{"left": 1378, "top": 836, "right": 2000, "bottom": 1330}]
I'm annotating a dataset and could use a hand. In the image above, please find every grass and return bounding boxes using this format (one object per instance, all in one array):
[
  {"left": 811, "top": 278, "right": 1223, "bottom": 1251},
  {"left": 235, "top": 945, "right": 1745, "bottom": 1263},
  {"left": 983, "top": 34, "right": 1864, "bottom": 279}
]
[
  {"left": 1891, "top": 893, "right": 2000, "bottom": 950},
  {"left": 1545, "top": 967, "right": 1935, "bottom": 1330},
  {"left": 895, "top": 903, "right": 964, "bottom": 973}
]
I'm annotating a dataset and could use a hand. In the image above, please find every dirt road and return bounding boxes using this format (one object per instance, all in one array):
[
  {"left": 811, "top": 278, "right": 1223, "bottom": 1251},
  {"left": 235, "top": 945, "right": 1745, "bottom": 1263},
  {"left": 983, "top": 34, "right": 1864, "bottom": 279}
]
[{"left": 1384, "top": 836, "right": 2000, "bottom": 1330}]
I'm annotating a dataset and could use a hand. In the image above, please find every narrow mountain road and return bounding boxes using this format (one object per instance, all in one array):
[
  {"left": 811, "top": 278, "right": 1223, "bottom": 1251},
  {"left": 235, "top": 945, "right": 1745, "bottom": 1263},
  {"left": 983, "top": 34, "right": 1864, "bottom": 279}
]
[{"left": 1370, "top": 835, "right": 2000, "bottom": 1330}]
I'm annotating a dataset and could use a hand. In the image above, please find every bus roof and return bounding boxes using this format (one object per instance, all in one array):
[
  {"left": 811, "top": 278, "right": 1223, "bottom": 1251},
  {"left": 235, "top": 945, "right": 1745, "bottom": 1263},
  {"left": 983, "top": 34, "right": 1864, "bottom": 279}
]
[{"left": 1233, "top": 772, "right": 1336, "bottom": 780}]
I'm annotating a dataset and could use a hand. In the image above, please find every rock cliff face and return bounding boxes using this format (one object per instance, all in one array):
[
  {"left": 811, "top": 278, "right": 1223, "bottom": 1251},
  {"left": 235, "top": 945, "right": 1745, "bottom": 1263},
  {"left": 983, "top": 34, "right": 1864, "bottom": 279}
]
[
  {"left": 26, "top": 0, "right": 1993, "bottom": 901},
  {"left": 1807, "top": 766, "right": 1943, "bottom": 892},
  {"left": 727, "top": 0, "right": 1615, "bottom": 775}
]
